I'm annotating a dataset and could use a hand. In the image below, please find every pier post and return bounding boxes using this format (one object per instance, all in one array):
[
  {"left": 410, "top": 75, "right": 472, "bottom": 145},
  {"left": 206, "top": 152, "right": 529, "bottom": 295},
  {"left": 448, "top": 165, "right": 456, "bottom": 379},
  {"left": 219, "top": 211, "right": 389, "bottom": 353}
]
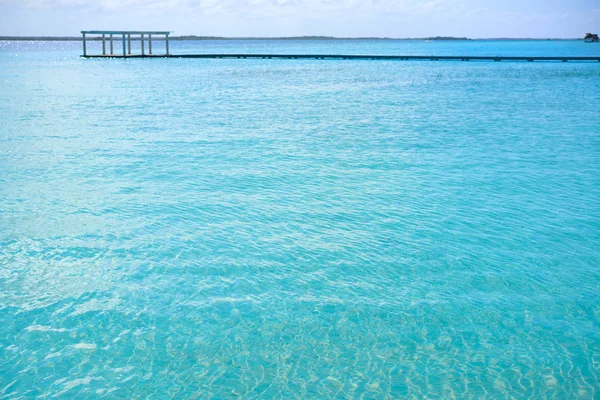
[{"left": 80, "top": 31, "right": 171, "bottom": 57}]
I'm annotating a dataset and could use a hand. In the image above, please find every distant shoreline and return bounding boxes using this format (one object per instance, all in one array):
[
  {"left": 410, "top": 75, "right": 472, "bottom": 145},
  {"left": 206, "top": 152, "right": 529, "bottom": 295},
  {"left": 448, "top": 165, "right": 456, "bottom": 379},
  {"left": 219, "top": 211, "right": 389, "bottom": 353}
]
[{"left": 0, "top": 36, "right": 582, "bottom": 42}]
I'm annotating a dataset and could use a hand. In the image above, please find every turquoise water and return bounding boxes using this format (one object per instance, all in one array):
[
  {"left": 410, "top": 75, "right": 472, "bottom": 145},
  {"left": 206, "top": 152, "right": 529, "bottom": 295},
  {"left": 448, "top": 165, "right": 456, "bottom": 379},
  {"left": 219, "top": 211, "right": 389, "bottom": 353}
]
[{"left": 1, "top": 40, "right": 600, "bottom": 398}]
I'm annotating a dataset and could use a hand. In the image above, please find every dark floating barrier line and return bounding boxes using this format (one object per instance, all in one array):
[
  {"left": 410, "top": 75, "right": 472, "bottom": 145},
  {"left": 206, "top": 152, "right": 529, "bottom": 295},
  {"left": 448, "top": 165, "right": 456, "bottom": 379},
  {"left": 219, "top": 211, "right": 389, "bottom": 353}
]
[{"left": 82, "top": 54, "right": 600, "bottom": 62}]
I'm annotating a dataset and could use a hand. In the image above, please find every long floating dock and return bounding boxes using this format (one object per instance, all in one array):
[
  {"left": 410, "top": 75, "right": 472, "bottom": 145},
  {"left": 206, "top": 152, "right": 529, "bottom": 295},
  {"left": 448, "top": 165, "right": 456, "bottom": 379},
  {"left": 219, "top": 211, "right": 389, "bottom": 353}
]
[
  {"left": 82, "top": 54, "right": 600, "bottom": 62},
  {"left": 80, "top": 31, "right": 600, "bottom": 62}
]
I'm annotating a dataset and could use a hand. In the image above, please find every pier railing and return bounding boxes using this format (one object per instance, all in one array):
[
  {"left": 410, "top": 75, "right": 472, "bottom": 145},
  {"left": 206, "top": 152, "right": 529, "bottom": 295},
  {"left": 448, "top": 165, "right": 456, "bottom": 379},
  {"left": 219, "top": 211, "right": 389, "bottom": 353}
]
[{"left": 81, "top": 31, "right": 170, "bottom": 57}]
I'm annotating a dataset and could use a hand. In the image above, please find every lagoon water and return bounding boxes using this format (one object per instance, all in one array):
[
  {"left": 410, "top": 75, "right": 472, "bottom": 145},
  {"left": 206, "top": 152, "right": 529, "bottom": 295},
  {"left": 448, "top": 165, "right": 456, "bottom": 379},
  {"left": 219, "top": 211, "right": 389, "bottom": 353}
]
[{"left": 1, "top": 40, "right": 600, "bottom": 398}]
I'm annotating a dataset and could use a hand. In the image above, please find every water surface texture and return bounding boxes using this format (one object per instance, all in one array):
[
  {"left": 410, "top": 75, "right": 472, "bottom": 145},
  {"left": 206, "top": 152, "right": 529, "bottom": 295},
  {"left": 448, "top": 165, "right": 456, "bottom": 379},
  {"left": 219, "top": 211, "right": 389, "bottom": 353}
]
[{"left": 1, "top": 40, "right": 600, "bottom": 398}]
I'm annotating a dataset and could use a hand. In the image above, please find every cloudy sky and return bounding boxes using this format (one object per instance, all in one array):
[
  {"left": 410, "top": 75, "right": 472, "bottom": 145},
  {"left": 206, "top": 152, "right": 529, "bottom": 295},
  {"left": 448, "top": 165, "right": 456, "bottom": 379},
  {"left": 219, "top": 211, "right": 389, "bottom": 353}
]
[{"left": 0, "top": 0, "right": 598, "bottom": 38}]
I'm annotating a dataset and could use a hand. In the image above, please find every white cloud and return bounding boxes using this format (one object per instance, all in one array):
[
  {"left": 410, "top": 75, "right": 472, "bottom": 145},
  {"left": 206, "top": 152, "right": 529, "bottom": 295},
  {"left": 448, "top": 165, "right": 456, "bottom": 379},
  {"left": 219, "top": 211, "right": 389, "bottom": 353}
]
[
  {"left": 4, "top": 0, "right": 465, "bottom": 16},
  {"left": 1, "top": 0, "right": 597, "bottom": 36}
]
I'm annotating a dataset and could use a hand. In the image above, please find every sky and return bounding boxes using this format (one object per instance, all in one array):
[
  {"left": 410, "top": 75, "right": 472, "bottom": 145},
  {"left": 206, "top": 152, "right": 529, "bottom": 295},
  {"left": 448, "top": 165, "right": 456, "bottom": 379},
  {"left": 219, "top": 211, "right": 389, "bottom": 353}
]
[{"left": 0, "top": 0, "right": 598, "bottom": 38}]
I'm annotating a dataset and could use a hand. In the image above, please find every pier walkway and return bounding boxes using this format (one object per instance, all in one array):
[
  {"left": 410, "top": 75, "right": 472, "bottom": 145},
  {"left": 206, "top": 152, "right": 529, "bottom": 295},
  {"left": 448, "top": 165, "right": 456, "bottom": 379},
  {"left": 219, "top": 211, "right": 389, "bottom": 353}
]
[
  {"left": 82, "top": 53, "right": 600, "bottom": 62},
  {"left": 80, "top": 31, "right": 600, "bottom": 62}
]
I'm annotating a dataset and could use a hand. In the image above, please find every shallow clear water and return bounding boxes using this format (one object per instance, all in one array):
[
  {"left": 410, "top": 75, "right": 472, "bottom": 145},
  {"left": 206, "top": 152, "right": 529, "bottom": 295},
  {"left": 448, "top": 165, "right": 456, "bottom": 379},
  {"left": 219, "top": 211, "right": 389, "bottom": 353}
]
[{"left": 1, "top": 40, "right": 600, "bottom": 398}]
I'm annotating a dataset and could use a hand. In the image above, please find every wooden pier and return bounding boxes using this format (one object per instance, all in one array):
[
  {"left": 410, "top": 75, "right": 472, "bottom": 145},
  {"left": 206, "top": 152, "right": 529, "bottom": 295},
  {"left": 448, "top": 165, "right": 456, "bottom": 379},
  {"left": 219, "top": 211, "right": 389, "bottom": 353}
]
[
  {"left": 80, "top": 32, "right": 600, "bottom": 62},
  {"left": 81, "top": 31, "right": 170, "bottom": 57},
  {"left": 82, "top": 53, "right": 600, "bottom": 63}
]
